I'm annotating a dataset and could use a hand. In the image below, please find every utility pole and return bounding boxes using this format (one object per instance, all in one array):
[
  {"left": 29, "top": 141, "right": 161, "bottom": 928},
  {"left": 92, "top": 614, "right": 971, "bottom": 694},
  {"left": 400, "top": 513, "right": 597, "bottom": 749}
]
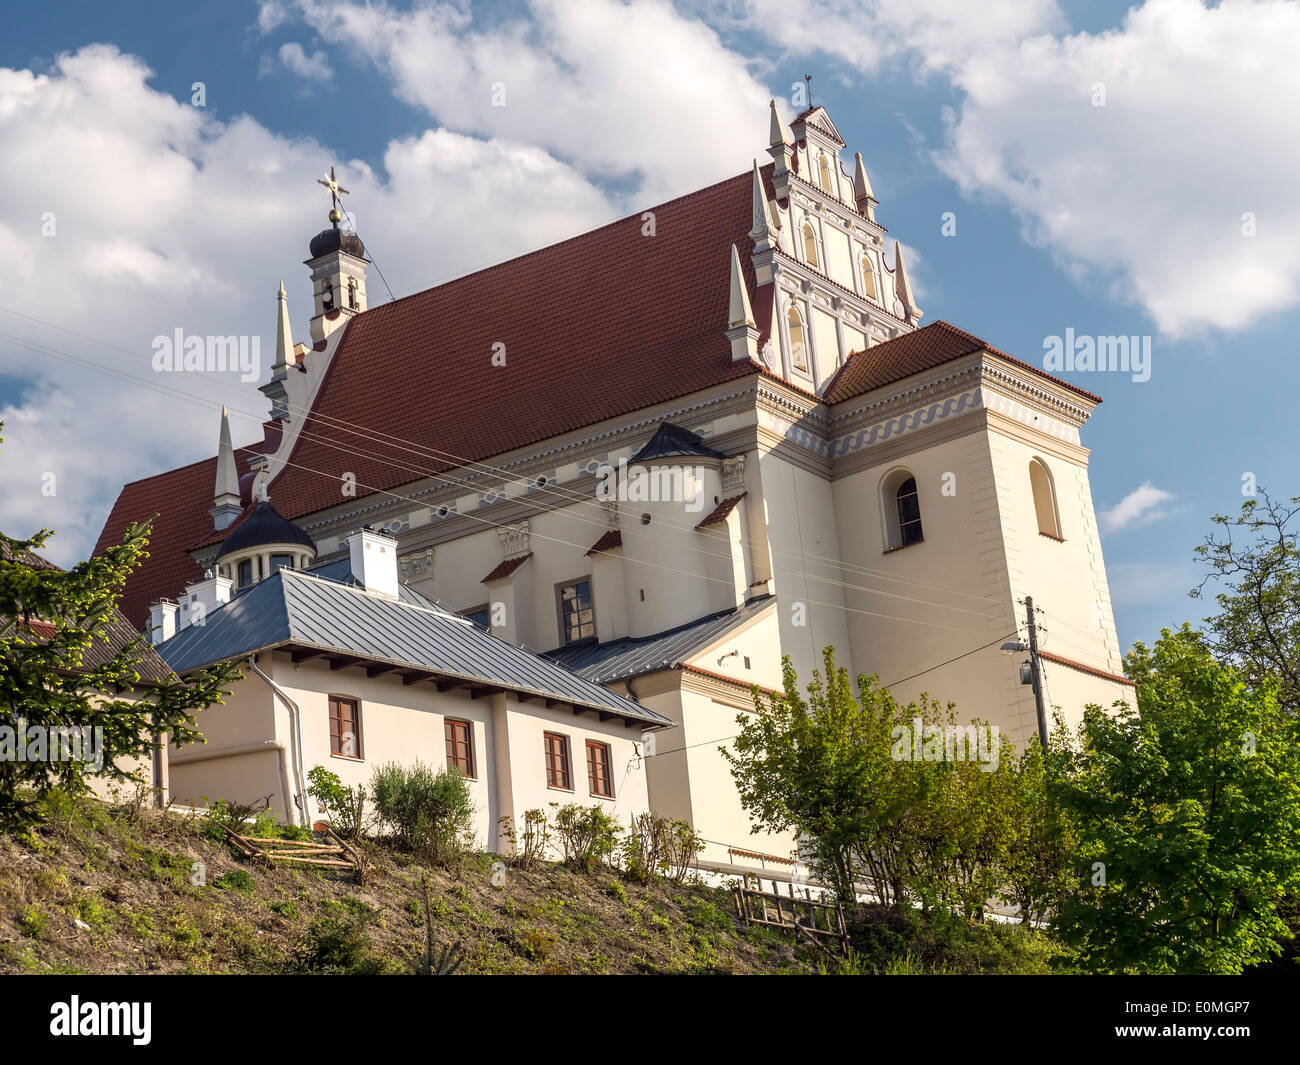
[{"left": 1025, "top": 596, "right": 1049, "bottom": 750}]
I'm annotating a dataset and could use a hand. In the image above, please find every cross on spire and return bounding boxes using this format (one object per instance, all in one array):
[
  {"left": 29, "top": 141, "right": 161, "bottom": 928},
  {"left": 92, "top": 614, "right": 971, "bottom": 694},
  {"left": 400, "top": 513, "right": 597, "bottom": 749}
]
[{"left": 316, "top": 165, "right": 350, "bottom": 227}]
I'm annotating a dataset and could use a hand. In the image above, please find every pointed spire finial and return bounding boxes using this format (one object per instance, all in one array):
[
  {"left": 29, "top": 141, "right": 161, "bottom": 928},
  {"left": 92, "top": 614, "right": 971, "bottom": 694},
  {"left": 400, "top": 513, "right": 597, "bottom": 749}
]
[
  {"left": 726, "top": 244, "right": 760, "bottom": 362},
  {"left": 748, "top": 159, "right": 779, "bottom": 248},
  {"left": 853, "top": 152, "right": 876, "bottom": 211},
  {"left": 272, "top": 280, "right": 292, "bottom": 379},
  {"left": 211, "top": 405, "right": 242, "bottom": 530},
  {"left": 769, "top": 99, "right": 793, "bottom": 148},
  {"left": 728, "top": 244, "right": 755, "bottom": 330}
]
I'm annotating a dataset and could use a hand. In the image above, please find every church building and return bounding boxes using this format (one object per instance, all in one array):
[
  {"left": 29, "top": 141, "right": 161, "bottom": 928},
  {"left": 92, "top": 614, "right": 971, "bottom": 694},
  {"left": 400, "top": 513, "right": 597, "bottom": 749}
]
[{"left": 95, "top": 100, "right": 1132, "bottom": 869}]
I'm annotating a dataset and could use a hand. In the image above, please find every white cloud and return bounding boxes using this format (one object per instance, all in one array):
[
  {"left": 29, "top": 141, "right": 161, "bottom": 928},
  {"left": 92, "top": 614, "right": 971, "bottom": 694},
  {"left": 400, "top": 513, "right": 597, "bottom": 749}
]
[
  {"left": 0, "top": 45, "right": 619, "bottom": 565},
  {"left": 737, "top": 0, "right": 1300, "bottom": 337},
  {"left": 278, "top": 0, "right": 773, "bottom": 202},
  {"left": 728, "top": 0, "right": 1063, "bottom": 79},
  {"left": 1101, "top": 482, "right": 1176, "bottom": 532},
  {"left": 258, "top": 1, "right": 290, "bottom": 34},
  {"left": 278, "top": 41, "right": 334, "bottom": 81}
]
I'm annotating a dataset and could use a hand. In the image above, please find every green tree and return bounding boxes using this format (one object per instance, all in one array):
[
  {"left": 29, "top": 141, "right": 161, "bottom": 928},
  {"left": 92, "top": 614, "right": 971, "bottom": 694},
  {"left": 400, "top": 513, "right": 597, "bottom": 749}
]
[
  {"left": 907, "top": 721, "right": 1019, "bottom": 921},
  {"left": 1052, "top": 626, "right": 1300, "bottom": 973},
  {"left": 1, "top": 506, "right": 236, "bottom": 831},
  {"left": 723, "top": 650, "right": 909, "bottom": 903},
  {"left": 1194, "top": 489, "right": 1300, "bottom": 713},
  {"left": 1001, "top": 733, "right": 1075, "bottom": 925}
]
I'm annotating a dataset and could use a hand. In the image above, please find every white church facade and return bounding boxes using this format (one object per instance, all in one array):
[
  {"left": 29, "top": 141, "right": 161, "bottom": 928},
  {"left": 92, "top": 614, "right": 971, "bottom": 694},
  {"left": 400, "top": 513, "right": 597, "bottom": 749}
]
[{"left": 97, "top": 100, "right": 1131, "bottom": 869}]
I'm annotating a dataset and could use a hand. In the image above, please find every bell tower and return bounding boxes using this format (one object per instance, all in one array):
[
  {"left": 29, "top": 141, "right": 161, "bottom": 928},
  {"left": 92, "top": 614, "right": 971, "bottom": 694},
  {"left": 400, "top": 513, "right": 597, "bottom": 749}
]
[{"left": 306, "top": 166, "right": 369, "bottom": 344}]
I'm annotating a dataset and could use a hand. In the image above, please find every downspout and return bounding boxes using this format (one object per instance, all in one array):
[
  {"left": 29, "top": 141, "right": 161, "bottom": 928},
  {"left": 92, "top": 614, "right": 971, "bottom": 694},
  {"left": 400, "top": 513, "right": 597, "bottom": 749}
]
[{"left": 246, "top": 656, "right": 311, "bottom": 828}]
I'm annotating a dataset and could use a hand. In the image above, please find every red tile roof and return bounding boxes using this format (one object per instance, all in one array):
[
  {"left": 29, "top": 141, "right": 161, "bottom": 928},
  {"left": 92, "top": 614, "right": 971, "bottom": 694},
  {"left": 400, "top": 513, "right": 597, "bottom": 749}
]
[
  {"left": 696, "top": 493, "right": 746, "bottom": 530},
  {"left": 94, "top": 174, "right": 1100, "bottom": 630},
  {"left": 92, "top": 447, "right": 260, "bottom": 629},
  {"left": 585, "top": 530, "right": 623, "bottom": 556},
  {"left": 482, "top": 553, "right": 533, "bottom": 584},
  {"left": 262, "top": 170, "right": 773, "bottom": 523},
  {"left": 1039, "top": 650, "right": 1134, "bottom": 687},
  {"left": 822, "top": 320, "right": 1104, "bottom": 406}
]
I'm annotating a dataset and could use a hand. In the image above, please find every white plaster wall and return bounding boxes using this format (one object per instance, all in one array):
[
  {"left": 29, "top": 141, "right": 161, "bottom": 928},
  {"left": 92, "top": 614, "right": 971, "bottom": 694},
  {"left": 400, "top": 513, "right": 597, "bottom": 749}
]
[{"left": 759, "top": 451, "right": 855, "bottom": 683}]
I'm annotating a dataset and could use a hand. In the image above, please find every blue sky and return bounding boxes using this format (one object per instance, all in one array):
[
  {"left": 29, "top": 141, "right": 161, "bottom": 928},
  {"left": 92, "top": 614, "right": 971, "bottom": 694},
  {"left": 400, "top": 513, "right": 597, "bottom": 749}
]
[{"left": 1, "top": 0, "right": 1296, "bottom": 657}]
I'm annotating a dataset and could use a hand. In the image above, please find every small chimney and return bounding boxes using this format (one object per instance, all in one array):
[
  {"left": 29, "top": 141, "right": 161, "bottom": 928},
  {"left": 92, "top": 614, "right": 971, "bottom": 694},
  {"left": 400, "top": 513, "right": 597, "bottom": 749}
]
[
  {"left": 148, "top": 599, "right": 179, "bottom": 646},
  {"left": 349, "top": 526, "right": 399, "bottom": 599},
  {"left": 177, "top": 572, "right": 233, "bottom": 631}
]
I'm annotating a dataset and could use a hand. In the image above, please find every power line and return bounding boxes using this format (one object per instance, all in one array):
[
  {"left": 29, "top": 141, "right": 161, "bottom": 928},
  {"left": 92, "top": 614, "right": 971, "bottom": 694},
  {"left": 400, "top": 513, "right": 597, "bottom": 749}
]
[
  {"left": 0, "top": 327, "right": 1007, "bottom": 637},
  {"left": 0, "top": 300, "right": 1012, "bottom": 613}
]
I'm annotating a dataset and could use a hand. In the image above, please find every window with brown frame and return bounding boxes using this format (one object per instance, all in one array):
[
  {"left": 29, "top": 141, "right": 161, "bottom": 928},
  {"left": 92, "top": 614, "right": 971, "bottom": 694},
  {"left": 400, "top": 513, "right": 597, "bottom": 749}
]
[
  {"left": 445, "top": 719, "right": 475, "bottom": 778},
  {"left": 329, "top": 695, "right": 362, "bottom": 759},
  {"left": 544, "top": 732, "right": 572, "bottom": 790},
  {"left": 586, "top": 740, "right": 614, "bottom": 798}
]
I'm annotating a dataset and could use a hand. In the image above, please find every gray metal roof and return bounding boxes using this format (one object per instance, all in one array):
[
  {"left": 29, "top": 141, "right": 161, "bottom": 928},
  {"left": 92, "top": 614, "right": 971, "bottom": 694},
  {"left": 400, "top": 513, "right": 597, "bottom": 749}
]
[
  {"left": 546, "top": 595, "right": 774, "bottom": 684},
  {"left": 156, "top": 569, "right": 668, "bottom": 726},
  {"left": 303, "top": 556, "right": 439, "bottom": 608}
]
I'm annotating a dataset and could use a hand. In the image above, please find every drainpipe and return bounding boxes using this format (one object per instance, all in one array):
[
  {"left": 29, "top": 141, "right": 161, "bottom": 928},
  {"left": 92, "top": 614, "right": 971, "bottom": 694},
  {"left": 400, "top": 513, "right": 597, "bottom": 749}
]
[{"left": 246, "top": 656, "right": 312, "bottom": 828}]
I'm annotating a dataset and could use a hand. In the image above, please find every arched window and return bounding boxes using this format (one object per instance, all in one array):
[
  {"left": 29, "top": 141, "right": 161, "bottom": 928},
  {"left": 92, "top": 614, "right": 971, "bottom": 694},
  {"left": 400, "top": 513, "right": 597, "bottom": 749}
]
[
  {"left": 861, "top": 254, "right": 877, "bottom": 301},
  {"left": 1030, "top": 459, "right": 1063, "bottom": 539},
  {"left": 818, "top": 153, "right": 833, "bottom": 192},
  {"left": 881, "top": 469, "right": 924, "bottom": 550},
  {"left": 787, "top": 305, "right": 808, "bottom": 372},
  {"left": 802, "top": 222, "right": 819, "bottom": 267}
]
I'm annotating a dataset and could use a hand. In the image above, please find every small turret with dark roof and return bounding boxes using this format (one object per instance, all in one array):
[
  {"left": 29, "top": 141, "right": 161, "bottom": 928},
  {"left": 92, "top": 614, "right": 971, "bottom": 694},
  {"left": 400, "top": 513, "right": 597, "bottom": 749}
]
[{"left": 218, "top": 501, "right": 316, "bottom": 557}]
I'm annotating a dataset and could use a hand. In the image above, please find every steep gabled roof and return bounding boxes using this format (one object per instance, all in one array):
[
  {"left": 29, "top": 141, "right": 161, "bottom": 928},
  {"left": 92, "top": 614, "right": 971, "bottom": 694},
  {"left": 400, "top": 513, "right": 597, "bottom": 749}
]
[
  {"left": 823, "top": 320, "right": 1105, "bottom": 406},
  {"left": 155, "top": 568, "right": 669, "bottom": 726},
  {"left": 97, "top": 170, "right": 775, "bottom": 625},
  {"left": 261, "top": 170, "right": 772, "bottom": 522}
]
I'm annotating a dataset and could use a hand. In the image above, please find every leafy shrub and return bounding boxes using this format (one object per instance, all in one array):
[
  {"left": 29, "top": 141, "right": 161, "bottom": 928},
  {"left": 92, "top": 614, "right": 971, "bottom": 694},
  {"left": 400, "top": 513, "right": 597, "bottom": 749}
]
[
  {"left": 622, "top": 812, "right": 669, "bottom": 881},
  {"left": 215, "top": 869, "right": 255, "bottom": 893},
  {"left": 285, "top": 914, "right": 394, "bottom": 975},
  {"left": 370, "top": 761, "right": 476, "bottom": 867},
  {"left": 553, "top": 803, "right": 620, "bottom": 872},
  {"left": 622, "top": 813, "right": 703, "bottom": 882},
  {"left": 18, "top": 905, "right": 48, "bottom": 938},
  {"left": 202, "top": 796, "right": 271, "bottom": 840},
  {"left": 499, "top": 808, "right": 550, "bottom": 867},
  {"left": 306, "top": 766, "right": 369, "bottom": 840},
  {"left": 269, "top": 900, "right": 298, "bottom": 918}
]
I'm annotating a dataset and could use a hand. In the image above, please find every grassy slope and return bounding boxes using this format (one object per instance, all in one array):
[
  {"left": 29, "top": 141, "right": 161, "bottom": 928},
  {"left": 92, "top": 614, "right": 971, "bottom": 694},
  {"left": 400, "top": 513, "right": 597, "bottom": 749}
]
[{"left": 0, "top": 795, "right": 817, "bottom": 975}]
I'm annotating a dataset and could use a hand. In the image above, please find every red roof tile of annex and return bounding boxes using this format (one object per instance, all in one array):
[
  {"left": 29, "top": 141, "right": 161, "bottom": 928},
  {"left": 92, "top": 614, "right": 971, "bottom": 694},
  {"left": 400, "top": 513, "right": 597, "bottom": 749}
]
[{"left": 94, "top": 169, "right": 1102, "bottom": 628}]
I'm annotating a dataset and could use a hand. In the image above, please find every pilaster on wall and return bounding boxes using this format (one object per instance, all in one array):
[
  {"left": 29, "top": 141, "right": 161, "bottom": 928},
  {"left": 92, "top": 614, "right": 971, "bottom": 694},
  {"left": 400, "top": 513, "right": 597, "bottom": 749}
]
[
  {"left": 984, "top": 432, "right": 1045, "bottom": 747},
  {"left": 489, "top": 693, "right": 514, "bottom": 853},
  {"left": 1068, "top": 466, "right": 1123, "bottom": 675}
]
